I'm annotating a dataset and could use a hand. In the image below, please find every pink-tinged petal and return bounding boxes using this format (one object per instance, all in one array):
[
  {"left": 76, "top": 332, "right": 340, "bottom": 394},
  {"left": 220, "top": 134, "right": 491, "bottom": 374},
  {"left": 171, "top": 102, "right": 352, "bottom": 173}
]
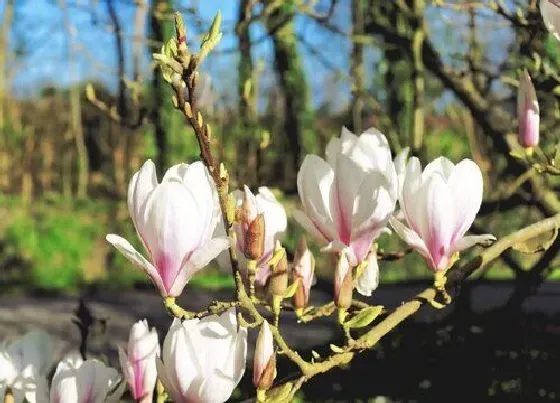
[
  {"left": 541, "top": 0, "right": 560, "bottom": 41},
  {"left": 330, "top": 154, "right": 365, "bottom": 245},
  {"left": 389, "top": 217, "right": 431, "bottom": 265},
  {"left": 168, "top": 237, "right": 230, "bottom": 297},
  {"left": 297, "top": 155, "right": 338, "bottom": 241},
  {"left": 255, "top": 266, "right": 271, "bottom": 286},
  {"left": 423, "top": 175, "right": 456, "bottom": 271},
  {"left": 355, "top": 248, "right": 379, "bottom": 297},
  {"left": 106, "top": 234, "right": 167, "bottom": 296},
  {"left": 447, "top": 159, "right": 484, "bottom": 244},
  {"left": 451, "top": 234, "right": 496, "bottom": 254},
  {"left": 117, "top": 347, "right": 134, "bottom": 396},
  {"left": 143, "top": 181, "right": 207, "bottom": 293},
  {"left": 517, "top": 69, "right": 540, "bottom": 148},
  {"left": 349, "top": 230, "right": 376, "bottom": 263}
]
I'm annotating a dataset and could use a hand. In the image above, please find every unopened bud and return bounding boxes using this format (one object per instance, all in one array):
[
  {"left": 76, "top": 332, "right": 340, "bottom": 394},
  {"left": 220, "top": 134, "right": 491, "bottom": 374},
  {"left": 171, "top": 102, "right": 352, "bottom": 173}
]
[
  {"left": 245, "top": 214, "right": 265, "bottom": 260},
  {"left": 268, "top": 246, "right": 288, "bottom": 297},
  {"left": 253, "top": 321, "right": 276, "bottom": 391},
  {"left": 292, "top": 237, "right": 314, "bottom": 313},
  {"left": 517, "top": 69, "right": 539, "bottom": 149},
  {"left": 334, "top": 253, "right": 353, "bottom": 310}
]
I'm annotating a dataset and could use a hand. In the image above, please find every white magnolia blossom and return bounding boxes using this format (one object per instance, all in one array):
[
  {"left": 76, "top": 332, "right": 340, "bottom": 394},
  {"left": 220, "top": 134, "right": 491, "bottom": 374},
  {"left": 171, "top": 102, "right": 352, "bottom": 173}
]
[
  {"left": 541, "top": 0, "right": 560, "bottom": 41},
  {"left": 106, "top": 160, "right": 229, "bottom": 297},
  {"left": 390, "top": 156, "right": 496, "bottom": 272},
  {"left": 230, "top": 186, "right": 287, "bottom": 285},
  {"left": 50, "top": 356, "right": 124, "bottom": 403},
  {"left": 118, "top": 320, "right": 159, "bottom": 403},
  {"left": 295, "top": 127, "right": 398, "bottom": 268},
  {"left": 0, "top": 331, "right": 54, "bottom": 403},
  {"left": 157, "top": 308, "right": 247, "bottom": 403}
]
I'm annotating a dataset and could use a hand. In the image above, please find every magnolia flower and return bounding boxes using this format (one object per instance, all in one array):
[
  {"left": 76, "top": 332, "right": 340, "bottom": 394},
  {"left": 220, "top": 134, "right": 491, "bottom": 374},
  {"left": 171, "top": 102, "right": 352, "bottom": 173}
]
[
  {"left": 50, "top": 356, "right": 124, "bottom": 403},
  {"left": 295, "top": 127, "right": 398, "bottom": 267},
  {"left": 157, "top": 308, "right": 247, "bottom": 403},
  {"left": 253, "top": 321, "right": 276, "bottom": 391},
  {"left": 355, "top": 246, "right": 379, "bottom": 297},
  {"left": 390, "top": 157, "right": 496, "bottom": 272},
  {"left": 517, "top": 69, "right": 540, "bottom": 149},
  {"left": 292, "top": 237, "right": 315, "bottom": 313},
  {"left": 225, "top": 186, "right": 287, "bottom": 285},
  {"left": 106, "top": 160, "right": 229, "bottom": 297},
  {"left": 118, "top": 320, "right": 159, "bottom": 403},
  {"left": 541, "top": 0, "right": 560, "bottom": 41},
  {"left": 0, "top": 331, "right": 53, "bottom": 403}
]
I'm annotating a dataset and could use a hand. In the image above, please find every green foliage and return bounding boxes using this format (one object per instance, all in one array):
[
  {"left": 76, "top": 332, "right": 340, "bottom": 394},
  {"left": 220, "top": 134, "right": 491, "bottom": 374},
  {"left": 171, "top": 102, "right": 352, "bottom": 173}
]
[{"left": 3, "top": 198, "right": 104, "bottom": 290}]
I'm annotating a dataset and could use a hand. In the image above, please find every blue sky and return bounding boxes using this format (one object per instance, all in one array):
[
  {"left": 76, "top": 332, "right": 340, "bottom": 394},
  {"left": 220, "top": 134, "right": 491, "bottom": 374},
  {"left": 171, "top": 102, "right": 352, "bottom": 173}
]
[{"left": 3, "top": 0, "right": 514, "bottom": 111}]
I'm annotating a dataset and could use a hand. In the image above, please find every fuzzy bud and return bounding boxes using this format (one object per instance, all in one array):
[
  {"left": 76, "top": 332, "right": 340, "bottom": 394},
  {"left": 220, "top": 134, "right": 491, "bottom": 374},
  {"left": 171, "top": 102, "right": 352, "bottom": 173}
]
[
  {"left": 245, "top": 214, "right": 266, "bottom": 260},
  {"left": 292, "top": 237, "right": 315, "bottom": 314},
  {"left": 268, "top": 243, "right": 288, "bottom": 297},
  {"left": 334, "top": 252, "right": 353, "bottom": 310},
  {"left": 253, "top": 321, "right": 276, "bottom": 391}
]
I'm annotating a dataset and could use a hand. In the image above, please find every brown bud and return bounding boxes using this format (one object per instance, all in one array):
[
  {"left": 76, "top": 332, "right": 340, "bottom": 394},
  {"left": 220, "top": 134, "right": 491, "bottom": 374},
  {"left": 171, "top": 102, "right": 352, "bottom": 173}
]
[
  {"left": 256, "top": 353, "right": 277, "bottom": 390},
  {"left": 268, "top": 249, "right": 288, "bottom": 297},
  {"left": 245, "top": 213, "right": 265, "bottom": 260},
  {"left": 292, "top": 274, "right": 307, "bottom": 310}
]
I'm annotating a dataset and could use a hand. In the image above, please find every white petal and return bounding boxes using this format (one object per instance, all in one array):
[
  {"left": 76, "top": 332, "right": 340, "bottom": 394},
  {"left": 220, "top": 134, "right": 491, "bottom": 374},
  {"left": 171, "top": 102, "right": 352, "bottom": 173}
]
[
  {"left": 196, "top": 371, "right": 237, "bottom": 403},
  {"left": 256, "top": 187, "right": 288, "bottom": 259},
  {"left": 394, "top": 147, "right": 410, "bottom": 200},
  {"left": 356, "top": 248, "right": 379, "bottom": 297},
  {"left": 448, "top": 159, "right": 484, "bottom": 244},
  {"left": 452, "top": 234, "right": 496, "bottom": 253},
  {"left": 422, "top": 156, "right": 455, "bottom": 180},
  {"left": 105, "top": 234, "right": 166, "bottom": 296},
  {"left": 128, "top": 160, "right": 158, "bottom": 242},
  {"left": 297, "top": 155, "right": 337, "bottom": 241}
]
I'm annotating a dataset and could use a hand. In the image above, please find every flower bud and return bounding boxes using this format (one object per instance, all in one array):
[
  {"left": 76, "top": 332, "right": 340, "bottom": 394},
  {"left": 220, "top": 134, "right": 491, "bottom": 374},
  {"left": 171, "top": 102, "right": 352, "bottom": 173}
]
[
  {"left": 517, "top": 69, "right": 539, "bottom": 149},
  {"left": 292, "top": 237, "right": 315, "bottom": 315},
  {"left": 253, "top": 321, "right": 276, "bottom": 391},
  {"left": 268, "top": 242, "right": 288, "bottom": 298},
  {"left": 245, "top": 214, "right": 266, "bottom": 260},
  {"left": 241, "top": 185, "right": 258, "bottom": 223},
  {"left": 118, "top": 320, "right": 159, "bottom": 403},
  {"left": 334, "top": 252, "right": 353, "bottom": 310}
]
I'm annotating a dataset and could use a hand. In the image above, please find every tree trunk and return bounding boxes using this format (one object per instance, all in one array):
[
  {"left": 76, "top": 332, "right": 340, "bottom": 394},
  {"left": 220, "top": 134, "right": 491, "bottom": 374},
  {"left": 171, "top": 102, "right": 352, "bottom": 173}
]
[
  {"left": 267, "top": 4, "right": 313, "bottom": 191},
  {"left": 350, "top": 0, "right": 365, "bottom": 134},
  {"left": 0, "top": 0, "right": 14, "bottom": 191},
  {"left": 151, "top": 0, "right": 174, "bottom": 175}
]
